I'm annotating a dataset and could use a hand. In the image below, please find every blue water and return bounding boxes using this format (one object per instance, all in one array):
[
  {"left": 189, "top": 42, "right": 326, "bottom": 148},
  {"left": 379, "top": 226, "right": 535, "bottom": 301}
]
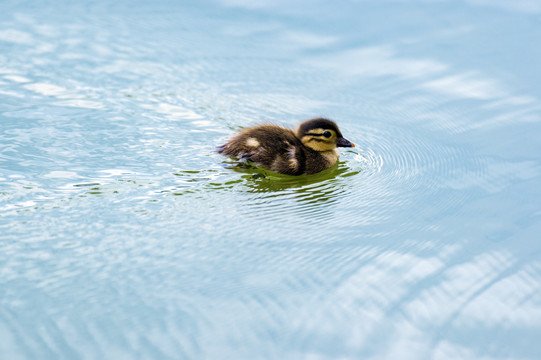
[{"left": 1, "top": 0, "right": 541, "bottom": 359}]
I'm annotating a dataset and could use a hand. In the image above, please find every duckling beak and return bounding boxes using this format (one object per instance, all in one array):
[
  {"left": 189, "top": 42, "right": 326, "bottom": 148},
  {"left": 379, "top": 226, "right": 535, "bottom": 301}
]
[{"left": 337, "top": 137, "right": 355, "bottom": 147}]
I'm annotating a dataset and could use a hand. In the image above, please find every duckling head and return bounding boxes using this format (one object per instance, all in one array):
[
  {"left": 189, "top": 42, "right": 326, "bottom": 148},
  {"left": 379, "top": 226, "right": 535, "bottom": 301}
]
[{"left": 296, "top": 118, "right": 355, "bottom": 152}]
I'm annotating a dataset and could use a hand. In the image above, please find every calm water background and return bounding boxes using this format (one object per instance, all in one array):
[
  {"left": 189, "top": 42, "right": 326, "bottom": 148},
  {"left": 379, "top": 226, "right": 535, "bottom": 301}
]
[{"left": 1, "top": 0, "right": 541, "bottom": 359}]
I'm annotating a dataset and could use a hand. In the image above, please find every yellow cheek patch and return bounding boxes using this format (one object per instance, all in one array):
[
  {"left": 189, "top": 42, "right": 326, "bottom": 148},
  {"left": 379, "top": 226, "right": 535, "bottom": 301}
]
[{"left": 302, "top": 137, "right": 335, "bottom": 152}]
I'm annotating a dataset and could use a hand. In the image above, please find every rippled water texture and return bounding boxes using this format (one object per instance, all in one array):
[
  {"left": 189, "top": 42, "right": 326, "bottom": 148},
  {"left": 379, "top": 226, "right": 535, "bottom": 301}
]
[{"left": 1, "top": 0, "right": 541, "bottom": 359}]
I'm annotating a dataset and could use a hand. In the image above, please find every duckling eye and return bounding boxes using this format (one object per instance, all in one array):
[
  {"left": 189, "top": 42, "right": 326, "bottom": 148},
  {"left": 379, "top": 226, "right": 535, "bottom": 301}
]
[{"left": 323, "top": 131, "right": 332, "bottom": 138}]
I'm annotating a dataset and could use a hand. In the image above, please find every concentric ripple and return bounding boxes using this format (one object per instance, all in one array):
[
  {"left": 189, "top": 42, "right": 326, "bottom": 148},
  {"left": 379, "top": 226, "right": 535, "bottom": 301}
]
[{"left": 208, "top": 121, "right": 481, "bottom": 236}]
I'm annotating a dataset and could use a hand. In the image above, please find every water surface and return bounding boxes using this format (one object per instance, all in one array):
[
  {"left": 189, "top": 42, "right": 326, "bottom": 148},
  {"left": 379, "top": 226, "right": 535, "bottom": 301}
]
[{"left": 1, "top": 0, "right": 541, "bottom": 359}]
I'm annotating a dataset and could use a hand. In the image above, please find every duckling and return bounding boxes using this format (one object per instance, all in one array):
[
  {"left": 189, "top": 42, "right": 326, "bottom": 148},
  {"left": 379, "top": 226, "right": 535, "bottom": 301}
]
[{"left": 217, "top": 118, "right": 354, "bottom": 175}]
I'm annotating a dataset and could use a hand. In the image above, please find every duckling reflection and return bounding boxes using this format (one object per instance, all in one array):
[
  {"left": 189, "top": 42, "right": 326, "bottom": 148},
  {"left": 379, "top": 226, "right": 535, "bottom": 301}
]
[
  {"left": 230, "top": 161, "right": 349, "bottom": 192},
  {"left": 218, "top": 118, "right": 354, "bottom": 175},
  {"left": 231, "top": 162, "right": 353, "bottom": 222}
]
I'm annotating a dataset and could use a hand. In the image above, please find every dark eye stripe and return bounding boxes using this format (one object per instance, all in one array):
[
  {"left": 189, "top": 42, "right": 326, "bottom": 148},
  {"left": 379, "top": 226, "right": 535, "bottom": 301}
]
[{"left": 306, "top": 132, "right": 333, "bottom": 137}]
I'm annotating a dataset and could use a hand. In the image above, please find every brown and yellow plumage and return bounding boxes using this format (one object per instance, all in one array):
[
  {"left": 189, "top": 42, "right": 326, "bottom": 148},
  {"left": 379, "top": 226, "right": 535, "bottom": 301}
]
[{"left": 217, "top": 118, "right": 354, "bottom": 175}]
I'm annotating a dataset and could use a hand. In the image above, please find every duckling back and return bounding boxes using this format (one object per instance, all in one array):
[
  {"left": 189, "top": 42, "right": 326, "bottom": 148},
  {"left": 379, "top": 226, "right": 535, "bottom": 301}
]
[{"left": 218, "top": 125, "right": 308, "bottom": 175}]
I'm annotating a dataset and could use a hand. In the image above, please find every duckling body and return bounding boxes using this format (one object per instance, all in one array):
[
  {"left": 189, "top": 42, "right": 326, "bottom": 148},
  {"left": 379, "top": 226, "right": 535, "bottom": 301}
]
[{"left": 218, "top": 118, "right": 354, "bottom": 175}]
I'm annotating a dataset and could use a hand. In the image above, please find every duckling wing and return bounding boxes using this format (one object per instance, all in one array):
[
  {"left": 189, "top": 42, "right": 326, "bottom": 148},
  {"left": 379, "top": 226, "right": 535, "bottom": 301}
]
[{"left": 218, "top": 125, "right": 306, "bottom": 175}]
